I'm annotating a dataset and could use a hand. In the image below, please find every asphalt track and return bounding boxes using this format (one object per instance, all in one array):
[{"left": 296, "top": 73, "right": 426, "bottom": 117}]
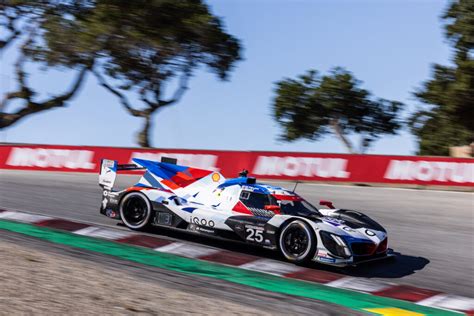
[{"left": 1, "top": 170, "right": 473, "bottom": 298}]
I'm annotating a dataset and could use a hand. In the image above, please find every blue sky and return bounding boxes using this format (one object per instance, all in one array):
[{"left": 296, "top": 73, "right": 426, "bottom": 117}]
[{"left": 0, "top": 0, "right": 451, "bottom": 155}]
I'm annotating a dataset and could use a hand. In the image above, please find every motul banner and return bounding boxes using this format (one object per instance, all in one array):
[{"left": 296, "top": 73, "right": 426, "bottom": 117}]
[{"left": 0, "top": 144, "right": 472, "bottom": 187}]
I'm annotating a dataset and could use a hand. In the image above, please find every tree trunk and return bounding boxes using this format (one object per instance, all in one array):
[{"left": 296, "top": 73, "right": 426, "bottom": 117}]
[
  {"left": 330, "top": 118, "right": 356, "bottom": 154},
  {"left": 137, "top": 114, "right": 152, "bottom": 147}
]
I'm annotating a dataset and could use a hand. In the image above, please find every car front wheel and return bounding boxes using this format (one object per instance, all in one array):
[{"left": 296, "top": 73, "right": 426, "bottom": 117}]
[{"left": 278, "top": 220, "right": 316, "bottom": 263}]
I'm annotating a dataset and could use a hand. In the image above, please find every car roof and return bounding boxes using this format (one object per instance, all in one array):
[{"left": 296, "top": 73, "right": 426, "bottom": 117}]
[{"left": 217, "top": 177, "right": 297, "bottom": 196}]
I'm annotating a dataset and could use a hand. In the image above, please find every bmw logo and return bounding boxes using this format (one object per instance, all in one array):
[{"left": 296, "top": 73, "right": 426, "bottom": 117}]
[{"left": 365, "top": 229, "right": 375, "bottom": 236}]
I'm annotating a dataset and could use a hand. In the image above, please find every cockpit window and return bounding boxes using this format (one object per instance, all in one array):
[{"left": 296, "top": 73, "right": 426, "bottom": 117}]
[
  {"left": 278, "top": 199, "right": 321, "bottom": 217},
  {"left": 239, "top": 191, "right": 274, "bottom": 209}
]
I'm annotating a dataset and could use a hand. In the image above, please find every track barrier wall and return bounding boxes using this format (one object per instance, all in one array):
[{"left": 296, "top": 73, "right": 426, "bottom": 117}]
[{"left": 0, "top": 144, "right": 472, "bottom": 187}]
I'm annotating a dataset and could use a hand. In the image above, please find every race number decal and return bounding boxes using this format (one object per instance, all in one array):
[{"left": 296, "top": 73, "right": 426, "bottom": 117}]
[{"left": 245, "top": 227, "right": 264, "bottom": 243}]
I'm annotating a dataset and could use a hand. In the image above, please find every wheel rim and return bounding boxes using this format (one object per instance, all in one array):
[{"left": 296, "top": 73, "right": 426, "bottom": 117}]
[
  {"left": 281, "top": 223, "right": 310, "bottom": 259},
  {"left": 122, "top": 196, "right": 148, "bottom": 227}
]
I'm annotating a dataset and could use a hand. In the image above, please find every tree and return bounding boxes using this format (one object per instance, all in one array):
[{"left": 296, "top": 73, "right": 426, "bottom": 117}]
[
  {"left": 409, "top": 0, "right": 473, "bottom": 155},
  {"left": 0, "top": 1, "right": 98, "bottom": 129},
  {"left": 0, "top": 0, "right": 92, "bottom": 129},
  {"left": 0, "top": 0, "right": 242, "bottom": 147},
  {"left": 272, "top": 68, "right": 404, "bottom": 153}
]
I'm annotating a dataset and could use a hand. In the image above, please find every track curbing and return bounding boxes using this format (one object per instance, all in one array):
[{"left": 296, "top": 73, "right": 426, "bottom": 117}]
[{"left": 0, "top": 209, "right": 472, "bottom": 315}]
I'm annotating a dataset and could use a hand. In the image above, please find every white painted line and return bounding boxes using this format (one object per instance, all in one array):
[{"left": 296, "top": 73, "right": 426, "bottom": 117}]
[
  {"left": 239, "top": 259, "right": 303, "bottom": 276},
  {"left": 417, "top": 294, "right": 474, "bottom": 312},
  {"left": 154, "top": 242, "right": 220, "bottom": 258},
  {"left": 0, "top": 211, "right": 52, "bottom": 223},
  {"left": 325, "top": 277, "right": 393, "bottom": 293},
  {"left": 73, "top": 226, "right": 134, "bottom": 240}
]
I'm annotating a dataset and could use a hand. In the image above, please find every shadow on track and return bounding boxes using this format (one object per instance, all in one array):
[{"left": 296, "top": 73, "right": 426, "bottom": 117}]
[
  {"left": 335, "top": 251, "right": 430, "bottom": 279},
  {"left": 122, "top": 223, "right": 430, "bottom": 280}
]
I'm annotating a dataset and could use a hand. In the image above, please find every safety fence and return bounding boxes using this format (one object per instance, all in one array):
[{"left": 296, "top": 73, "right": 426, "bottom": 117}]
[{"left": 0, "top": 144, "right": 472, "bottom": 187}]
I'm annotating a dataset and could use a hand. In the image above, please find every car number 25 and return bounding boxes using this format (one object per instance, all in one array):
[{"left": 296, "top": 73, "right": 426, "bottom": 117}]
[{"left": 246, "top": 227, "right": 264, "bottom": 243}]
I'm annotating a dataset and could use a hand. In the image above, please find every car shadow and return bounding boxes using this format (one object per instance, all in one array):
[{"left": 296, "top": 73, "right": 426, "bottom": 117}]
[
  {"left": 307, "top": 251, "right": 430, "bottom": 279},
  {"left": 121, "top": 223, "right": 430, "bottom": 279}
]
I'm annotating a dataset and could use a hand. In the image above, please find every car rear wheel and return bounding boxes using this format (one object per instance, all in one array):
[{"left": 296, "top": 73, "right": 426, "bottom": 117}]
[
  {"left": 120, "top": 192, "right": 152, "bottom": 231},
  {"left": 278, "top": 220, "right": 316, "bottom": 263}
]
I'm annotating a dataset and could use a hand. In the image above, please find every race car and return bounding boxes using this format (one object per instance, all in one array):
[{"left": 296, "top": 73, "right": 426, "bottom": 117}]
[{"left": 99, "top": 157, "right": 392, "bottom": 266}]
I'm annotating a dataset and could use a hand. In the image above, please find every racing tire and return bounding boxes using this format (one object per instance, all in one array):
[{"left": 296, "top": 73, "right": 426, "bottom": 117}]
[
  {"left": 278, "top": 220, "right": 317, "bottom": 263},
  {"left": 119, "top": 192, "right": 153, "bottom": 231}
]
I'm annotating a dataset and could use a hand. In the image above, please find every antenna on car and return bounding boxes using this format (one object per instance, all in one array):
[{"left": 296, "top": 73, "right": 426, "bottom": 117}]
[
  {"left": 239, "top": 169, "right": 248, "bottom": 178},
  {"left": 292, "top": 181, "right": 299, "bottom": 193}
]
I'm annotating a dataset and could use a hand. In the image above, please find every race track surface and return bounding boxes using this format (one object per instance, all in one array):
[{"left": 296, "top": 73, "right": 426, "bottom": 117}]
[{"left": 1, "top": 170, "right": 473, "bottom": 297}]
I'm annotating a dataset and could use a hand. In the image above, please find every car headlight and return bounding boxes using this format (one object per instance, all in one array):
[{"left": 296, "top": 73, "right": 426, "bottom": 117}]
[{"left": 320, "top": 231, "right": 352, "bottom": 258}]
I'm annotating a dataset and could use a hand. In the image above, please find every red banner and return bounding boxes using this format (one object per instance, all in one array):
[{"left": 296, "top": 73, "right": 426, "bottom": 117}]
[{"left": 0, "top": 144, "right": 472, "bottom": 187}]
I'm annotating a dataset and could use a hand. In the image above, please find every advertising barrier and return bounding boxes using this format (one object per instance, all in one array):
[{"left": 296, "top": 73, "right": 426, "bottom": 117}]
[{"left": 0, "top": 144, "right": 473, "bottom": 187}]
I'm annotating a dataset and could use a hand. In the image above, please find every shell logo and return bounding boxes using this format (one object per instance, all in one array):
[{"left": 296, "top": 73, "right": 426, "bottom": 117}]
[{"left": 211, "top": 173, "right": 221, "bottom": 182}]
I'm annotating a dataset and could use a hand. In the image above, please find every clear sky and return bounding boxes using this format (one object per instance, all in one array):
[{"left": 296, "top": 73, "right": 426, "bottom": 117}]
[{"left": 0, "top": 0, "right": 451, "bottom": 155}]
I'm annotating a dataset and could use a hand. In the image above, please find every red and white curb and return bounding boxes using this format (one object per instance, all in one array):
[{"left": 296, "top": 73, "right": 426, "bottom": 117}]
[{"left": 1, "top": 209, "right": 472, "bottom": 315}]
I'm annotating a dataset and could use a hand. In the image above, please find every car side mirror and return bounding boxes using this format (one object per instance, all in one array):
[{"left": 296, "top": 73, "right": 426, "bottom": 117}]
[
  {"left": 319, "top": 200, "right": 335, "bottom": 209},
  {"left": 264, "top": 205, "right": 281, "bottom": 212}
]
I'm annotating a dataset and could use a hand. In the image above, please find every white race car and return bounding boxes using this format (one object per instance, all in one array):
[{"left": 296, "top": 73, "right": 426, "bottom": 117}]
[{"left": 99, "top": 157, "right": 392, "bottom": 266}]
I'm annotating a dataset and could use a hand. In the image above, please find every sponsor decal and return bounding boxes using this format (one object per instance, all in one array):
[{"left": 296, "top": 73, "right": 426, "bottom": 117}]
[
  {"left": 317, "top": 256, "right": 336, "bottom": 263},
  {"left": 245, "top": 224, "right": 265, "bottom": 243},
  {"left": 252, "top": 156, "right": 350, "bottom": 178},
  {"left": 190, "top": 216, "right": 215, "bottom": 228},
  {"left": 211, "top": 173, "right": 221, "bottom": 182},
  {"left": 317, "top": 250, "right": 330, "bottom": 258},
  {"left": 384, "top": 160, "right": 474, "bottom": 183},
  {"left": 365, "top": 229, "right": 376, "bottom": 237},
  {"left": 6, "top": 147, "right": 95, "bottom": 169},
  {"left": 1, "top": 145, "right": 471, "bottom": 187},
  {"left": 195, "top": 226, "right": 215, "bottom": 234}
]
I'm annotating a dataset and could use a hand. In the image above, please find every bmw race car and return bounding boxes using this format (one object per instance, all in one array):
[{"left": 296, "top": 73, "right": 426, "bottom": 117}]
[{"left": 99, "top": 157, "right": 392, "bottom": 266}]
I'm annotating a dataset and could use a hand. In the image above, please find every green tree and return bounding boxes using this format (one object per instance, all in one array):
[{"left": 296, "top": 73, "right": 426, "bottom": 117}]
[
  {"left": 409, "top": 0, "right": 473, "bottom": 155},
  {"left": 0, "top": 0, "right": 242, "bottom": 147},
  {"left": 272, "top": 68, "right": 404, "bottom": 153}
]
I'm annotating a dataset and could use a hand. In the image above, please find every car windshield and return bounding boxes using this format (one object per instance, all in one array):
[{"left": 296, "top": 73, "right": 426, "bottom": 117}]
[{"left": 277, "top": 199, "right": 322, "bottom": 217}]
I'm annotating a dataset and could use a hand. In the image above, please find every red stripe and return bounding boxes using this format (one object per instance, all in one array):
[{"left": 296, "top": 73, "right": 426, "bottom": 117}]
[
  {"left": 285, "top": 269, "right": 344, "bottom": 284},
  {"left": 199, "top": 251, "right": 260, "bottom": 266},
  {"left": 115, "top": 235, "right": 173, "bottom": 248},
  {"left": 373, "top": 285, "right": 442, "bottom": 302},
  {"left": 35, "top": 219, "right": 90, "bottom": 232}
]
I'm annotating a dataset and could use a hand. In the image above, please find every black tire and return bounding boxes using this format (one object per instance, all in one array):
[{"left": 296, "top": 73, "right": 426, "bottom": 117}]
[
  {"left": 278, "top": 220, "right": 317, "bottom": 263},
  {"left": 119, "top": 192, "right": 152, "bottom": 231}
]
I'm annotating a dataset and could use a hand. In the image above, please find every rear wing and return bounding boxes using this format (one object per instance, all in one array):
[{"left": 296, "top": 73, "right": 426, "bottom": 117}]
[{"left": 98, "top": 159, "right": 144, "bottom": 190}]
